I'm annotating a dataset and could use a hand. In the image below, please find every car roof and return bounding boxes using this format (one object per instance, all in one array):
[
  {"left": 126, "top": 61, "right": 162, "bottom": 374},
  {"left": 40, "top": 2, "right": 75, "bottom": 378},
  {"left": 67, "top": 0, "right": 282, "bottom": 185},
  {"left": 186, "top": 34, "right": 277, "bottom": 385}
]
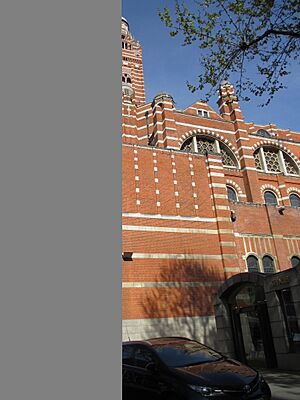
[{"left": 123, "top": 336, "right": 197, "bottom": 347}]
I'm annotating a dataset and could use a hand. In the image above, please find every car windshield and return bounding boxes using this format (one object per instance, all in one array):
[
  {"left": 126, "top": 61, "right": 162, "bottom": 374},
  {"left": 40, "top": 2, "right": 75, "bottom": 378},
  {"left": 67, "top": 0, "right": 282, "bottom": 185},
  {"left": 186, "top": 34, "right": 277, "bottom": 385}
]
[{"left": 152, "top": 340, "right": 223, "bottom": 368}]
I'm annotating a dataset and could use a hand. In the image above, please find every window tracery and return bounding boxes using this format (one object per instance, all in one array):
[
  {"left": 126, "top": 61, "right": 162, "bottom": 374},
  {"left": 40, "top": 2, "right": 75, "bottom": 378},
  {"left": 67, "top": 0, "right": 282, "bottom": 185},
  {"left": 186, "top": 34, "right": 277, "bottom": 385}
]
[
  {"left": 220, "top": 148, "right": 236, "bottom": 167},
  {"left": 253, "top": 147, "right": 299, "bottom": 176},
  {"left": 254, "top": 151, "right": 262, "bottom": 170},
  {"left": 196, "top": 137, "right": 215, "bottom": 154},
  {"left": 181, "top": 135, "right": 238, "bottom": 168}
]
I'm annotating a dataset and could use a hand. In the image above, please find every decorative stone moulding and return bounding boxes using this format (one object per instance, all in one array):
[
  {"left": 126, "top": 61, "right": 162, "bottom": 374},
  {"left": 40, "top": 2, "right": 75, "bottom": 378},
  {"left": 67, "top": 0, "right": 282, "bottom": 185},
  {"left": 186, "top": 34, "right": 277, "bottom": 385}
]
[
  {"left": 226, "top": 180, "right": 244, "bottom": 197},
  {"left": 260, "top": 184, "right": 281, "bottom": 199},
  {"left": 287, "top": 187, "right": 300, "bottom": 195}
]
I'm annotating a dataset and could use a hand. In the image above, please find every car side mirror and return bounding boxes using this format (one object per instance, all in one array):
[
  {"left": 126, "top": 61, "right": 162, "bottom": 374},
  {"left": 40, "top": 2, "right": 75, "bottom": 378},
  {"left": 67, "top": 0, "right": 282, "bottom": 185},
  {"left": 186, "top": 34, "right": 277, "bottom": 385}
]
[{"left": 145, "top": 362, "right": 158, "bottom": 374}]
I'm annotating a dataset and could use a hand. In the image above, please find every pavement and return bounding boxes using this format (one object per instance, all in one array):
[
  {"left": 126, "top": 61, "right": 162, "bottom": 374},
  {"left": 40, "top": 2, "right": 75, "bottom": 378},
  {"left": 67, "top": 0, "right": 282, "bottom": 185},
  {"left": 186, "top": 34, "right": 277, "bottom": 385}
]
[{"left": 258, "top": 368, "right": 300, "bottom": 400}]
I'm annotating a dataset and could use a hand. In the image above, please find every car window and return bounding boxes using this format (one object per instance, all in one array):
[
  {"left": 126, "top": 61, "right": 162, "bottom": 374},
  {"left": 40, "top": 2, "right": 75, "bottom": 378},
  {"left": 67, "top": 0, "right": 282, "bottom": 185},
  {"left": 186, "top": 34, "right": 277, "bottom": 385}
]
[
  {"left": 152, "top": 340, "right": 222, "bottom": 368},
  {"left": 134, "top": 346, "right": 156, "bottom": 369},
  {"left": 122, "top": 345, "right": 134, "bottom": 366}
]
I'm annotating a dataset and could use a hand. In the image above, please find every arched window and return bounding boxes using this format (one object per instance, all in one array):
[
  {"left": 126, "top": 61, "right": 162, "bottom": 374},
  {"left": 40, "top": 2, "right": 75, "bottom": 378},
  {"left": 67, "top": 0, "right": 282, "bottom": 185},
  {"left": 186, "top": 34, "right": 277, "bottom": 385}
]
[
  {"left": 253, "top": 146, "right": 299, "bottom": 175},
  {"left": 181, "top": 135, "right": 238, "bottom": 168},
  {"left": 122, "top": 73, "right": 132, "bottom": 85},
  {"left": 262, "top": 255, "right": 275, "bottom": 273},
  {"left": 247, "top": 255, "right": 260, "bottom": 272},
  {"left": 290, "top": 193, "right": 300, "bottom": 208},
  {"left": 264, "top": 191, "right": 278, "bottom": 205},
  {"left": 227, "top": 186, "right": 237, "bottom": 202},
  {"left": 291, "top": 256, "right": 300, "bottom": 268}
]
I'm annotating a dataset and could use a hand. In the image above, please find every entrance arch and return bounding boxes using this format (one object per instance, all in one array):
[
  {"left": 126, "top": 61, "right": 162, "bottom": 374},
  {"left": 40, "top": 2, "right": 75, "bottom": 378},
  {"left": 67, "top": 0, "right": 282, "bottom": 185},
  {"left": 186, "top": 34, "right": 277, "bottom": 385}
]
[{"left": 217, "top": 273, "right": 277, "bottom": 368}]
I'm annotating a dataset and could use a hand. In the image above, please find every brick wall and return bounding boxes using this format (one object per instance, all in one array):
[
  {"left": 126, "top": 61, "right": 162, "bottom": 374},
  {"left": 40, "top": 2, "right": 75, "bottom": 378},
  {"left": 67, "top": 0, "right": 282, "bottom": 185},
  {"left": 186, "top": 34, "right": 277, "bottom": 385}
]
[{"left": 121, "top": 18, "right": 300, "bottom": 344}]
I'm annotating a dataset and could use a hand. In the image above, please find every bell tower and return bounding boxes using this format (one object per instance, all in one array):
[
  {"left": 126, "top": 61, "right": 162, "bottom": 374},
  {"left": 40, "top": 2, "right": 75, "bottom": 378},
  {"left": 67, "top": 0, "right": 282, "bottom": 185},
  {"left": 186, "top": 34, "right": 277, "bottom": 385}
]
[{"left": 121, "top": 17, "right": 146, "bottom": 105}]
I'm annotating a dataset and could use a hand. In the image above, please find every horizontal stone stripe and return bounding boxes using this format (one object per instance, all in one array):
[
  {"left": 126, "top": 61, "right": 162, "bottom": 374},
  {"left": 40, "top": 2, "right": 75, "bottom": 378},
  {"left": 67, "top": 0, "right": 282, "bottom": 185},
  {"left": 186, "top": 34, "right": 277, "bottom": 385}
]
[
  {"left": 224, "top": 267, "right": 240, "bottom": 272},
  {"left": 129, "top": 253, "right": 237, "bottom": 260},
  {"left": 153, "top": 118, "right": 175, "bottom": 124},
  {"left": 137, "top": 123, "right": 154, "bottom": 130},
  {"left": 206, "top": 165, "right": 224, "bottom": 170},
  {"left": 123, "top": 225, "right": 219, "bottom": 234},
  {"left": 122, "top": 133, "right": 155, "bottom": 141},
  {"left": 175, "top": 121, "right": 235, "bottom": 134},
  {"left": 122, "top": 123, "right": 137, "bottom": 128},
  {"left": 216, "top": 217, "right": 231, "bottom": 222},
  {"left": 209, "top": 183, "right": 226, "bottom": 188},
  {"left": 213, "top": 205, "right": 230, "bottom": 210},
  {"left": 220, "top": 241, "right": 236, "bottom": 247},
  {"left": 219, "top": 229, "right": 234, "bottom": 234},
  {"left": 211, "top": 194, "right": 228, "bottom": 199},
  {"left": 122, "top": 212, "right": 218, "bottom": 223},
  {"left": 240, "top": 166, "right": 257, "bottom": 171},
  {"left": 235, "top": 232, "right": 300, "bottom": 240},
  {"left": 156, "top": 136, "right": 180, "bottom": 143},
  {"left": 122, "top": 134, "right": 138, "bottom": 138},
  {"left": 122, "top": 281, "right": 222, "bottom": 288},
  {"left": 207, "top": 158, "right": 223, "bottom": 163},
  {"left": 136, "top": 110, "right": 152, "bottom": 118}
]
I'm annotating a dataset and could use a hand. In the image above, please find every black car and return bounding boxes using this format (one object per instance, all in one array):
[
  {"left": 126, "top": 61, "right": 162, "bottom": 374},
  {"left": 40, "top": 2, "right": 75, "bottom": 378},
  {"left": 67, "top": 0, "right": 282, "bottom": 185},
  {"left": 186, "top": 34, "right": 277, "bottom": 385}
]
[{"left": 122, "top": 337, "right": 271, "bottom": 400}]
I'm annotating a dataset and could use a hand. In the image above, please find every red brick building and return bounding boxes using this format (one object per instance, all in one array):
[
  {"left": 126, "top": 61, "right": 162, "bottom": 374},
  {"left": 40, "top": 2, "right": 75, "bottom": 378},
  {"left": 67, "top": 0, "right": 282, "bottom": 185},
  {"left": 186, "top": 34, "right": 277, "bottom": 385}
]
[{"left": 121, "top": 17, "right": 300, "bottom": 368}]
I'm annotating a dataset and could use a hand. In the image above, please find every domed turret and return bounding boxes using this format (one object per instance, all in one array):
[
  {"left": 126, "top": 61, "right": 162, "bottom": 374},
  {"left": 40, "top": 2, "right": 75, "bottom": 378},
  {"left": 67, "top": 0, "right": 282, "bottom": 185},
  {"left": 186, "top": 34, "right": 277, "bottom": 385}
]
[
  {"left": 152, "top": 92, "right": 175, "bottom": 107},
  {"left": 121, "top": 17, "right": 129, "bottom": 35}
]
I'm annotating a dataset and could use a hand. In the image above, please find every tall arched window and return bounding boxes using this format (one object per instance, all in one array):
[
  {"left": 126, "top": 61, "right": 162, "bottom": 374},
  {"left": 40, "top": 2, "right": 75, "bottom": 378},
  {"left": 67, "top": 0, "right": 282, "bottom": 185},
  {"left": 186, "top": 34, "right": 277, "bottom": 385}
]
[
  {"left": 227, "top": 186, "right": 237, "bottom": 202},
  {"left": 290, "top": 193, "right": 300, "bottom": 208},
  {"left": 247, "top": 255, "right": 260, "bottom": 272},
  {"left": 291, "top": 256, "right": 300, "bottom": 268},
  {"left": 264, "top": 191, "right": 278, "bottom": 205},
  {"left": 262, "top": 255, "right": 275, "bottom": 273}
]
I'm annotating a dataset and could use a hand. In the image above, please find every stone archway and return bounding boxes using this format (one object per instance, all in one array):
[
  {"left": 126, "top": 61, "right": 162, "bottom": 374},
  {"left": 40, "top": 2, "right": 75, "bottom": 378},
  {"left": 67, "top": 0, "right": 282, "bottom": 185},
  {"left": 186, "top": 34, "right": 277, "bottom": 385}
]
[{"left": 214, "top": 273, "right": 277, "bottom": 368}]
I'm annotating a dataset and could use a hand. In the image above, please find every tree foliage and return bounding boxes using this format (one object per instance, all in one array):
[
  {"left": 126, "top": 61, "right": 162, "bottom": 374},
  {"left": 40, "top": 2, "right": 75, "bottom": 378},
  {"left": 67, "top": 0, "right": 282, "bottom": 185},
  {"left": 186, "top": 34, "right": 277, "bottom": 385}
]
[{"left": 159, "top": 0, "right": 300, "bottom": 105}]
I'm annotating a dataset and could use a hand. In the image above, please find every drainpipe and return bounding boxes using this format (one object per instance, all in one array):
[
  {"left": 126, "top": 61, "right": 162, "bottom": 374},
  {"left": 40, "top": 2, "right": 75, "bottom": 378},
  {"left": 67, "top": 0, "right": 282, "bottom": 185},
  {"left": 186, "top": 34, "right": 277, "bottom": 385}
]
[{"left": 265, "top": 204, "right": 280, "bottom": 270}]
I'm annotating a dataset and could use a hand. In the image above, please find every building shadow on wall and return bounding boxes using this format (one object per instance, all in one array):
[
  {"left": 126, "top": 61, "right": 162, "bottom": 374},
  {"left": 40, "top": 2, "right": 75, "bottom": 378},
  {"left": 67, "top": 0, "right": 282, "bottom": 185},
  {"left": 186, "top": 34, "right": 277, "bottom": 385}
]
[{"left": 141, "top": 256, "right": 224, "bottom": 347}]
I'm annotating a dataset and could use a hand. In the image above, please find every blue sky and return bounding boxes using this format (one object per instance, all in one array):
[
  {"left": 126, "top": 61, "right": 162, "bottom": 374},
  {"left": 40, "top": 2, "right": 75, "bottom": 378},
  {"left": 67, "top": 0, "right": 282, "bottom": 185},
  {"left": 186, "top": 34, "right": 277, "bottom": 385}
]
[{"left": 122, "top": 0, "right": 300, "bottom": 132}]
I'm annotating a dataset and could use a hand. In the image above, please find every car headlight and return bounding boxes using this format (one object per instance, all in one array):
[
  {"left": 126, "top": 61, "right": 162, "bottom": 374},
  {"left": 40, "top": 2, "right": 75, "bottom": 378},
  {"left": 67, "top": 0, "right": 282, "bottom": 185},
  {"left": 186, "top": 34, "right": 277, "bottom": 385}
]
[{"left": 188, "top": 385, "right": 224, "bottom": 397}]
